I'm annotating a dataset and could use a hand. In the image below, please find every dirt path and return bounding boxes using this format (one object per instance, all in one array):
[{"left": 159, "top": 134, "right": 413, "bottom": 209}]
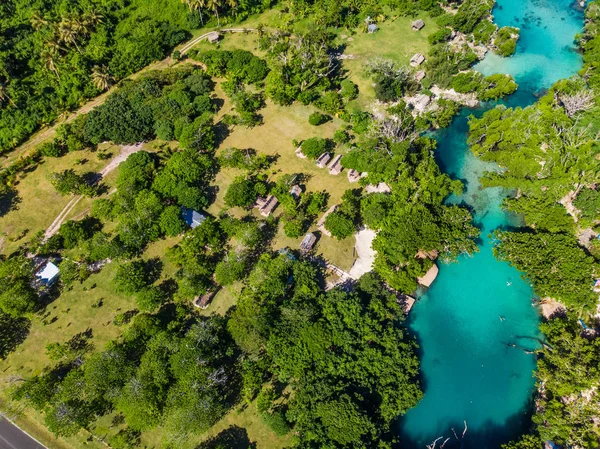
[
  {"left": 2, "top": 28, "right": 256, "bottom": 169},
  {"left": 43, "top": 143, "right": 143, "bottom": 240},
  {"left": 348, "top": 228, "right": 377, "bottom": 279}
]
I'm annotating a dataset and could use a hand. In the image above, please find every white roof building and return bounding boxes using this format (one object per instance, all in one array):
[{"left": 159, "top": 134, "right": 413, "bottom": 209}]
[{"left": 36, "top": 262, "right": 60, "bottom": 286}]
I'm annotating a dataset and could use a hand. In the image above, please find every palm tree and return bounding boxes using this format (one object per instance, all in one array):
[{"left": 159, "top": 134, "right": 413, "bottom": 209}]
[
  {"left": 206, "top": 0, "right": 222, "bottom": 26},
  {"left": 58, "top": 18, "right": 82, "bottom": 52},
  {"left": 30, "top": 13, "right": 48, "bottom": 31},
  {"left": 182, "top": 0, "right": 207, "bottom": 24},
  {"left": 91, "top": 66, "right": 112, "bottom": 91},
  {"left": 41, "top": 48, "right": 60, "bottom": 78},
  {"left": 0, "top": 82, "right": 16, "bottom": 107},
  {"left": 83, "top": 9, "right": 103, "bottom": 28},
  {"left": 226, "top": 0, "right": 238, "bottom": 18}
]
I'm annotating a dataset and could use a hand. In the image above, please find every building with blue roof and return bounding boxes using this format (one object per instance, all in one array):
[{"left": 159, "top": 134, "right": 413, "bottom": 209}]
[{"left": 181, "top": 207, "right": 207, "bottom": 229}]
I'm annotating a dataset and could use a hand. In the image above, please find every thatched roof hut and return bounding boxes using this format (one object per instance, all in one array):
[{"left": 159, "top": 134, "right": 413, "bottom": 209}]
[
  {"left": 328, "top": 154, "right": 343, "bottom": 175},
  {"left": 410, "top": 53, "right": 426, "bottom": 67},
  {"left": 300, "top": 233, "right": 317, "bottom": 252},
  {"left": 259, "top": 195, "right": 278, "bottom": 217},
  {"left": 347, "top": 169, "right": 360, "bottom": 183},
  {"left": 316, "top": 152, "right": 332, "bottom": 168},
  {"left": 207, "top": 31, "right": 220, "bottom": 44},
  {"left": 412, "top": 19, "right": 425, "bottom": 31}
]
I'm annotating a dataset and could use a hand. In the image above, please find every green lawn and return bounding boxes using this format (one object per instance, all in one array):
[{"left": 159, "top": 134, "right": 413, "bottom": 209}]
[
  {"left": 340, "top": 15, "right": 438, "bottom": 106},
  {"left": 0, "top": 262, "right": 137, "bottom": 449}
]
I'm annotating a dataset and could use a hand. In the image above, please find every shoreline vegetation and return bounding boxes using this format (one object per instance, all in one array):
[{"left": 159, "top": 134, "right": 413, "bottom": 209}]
[{"left": 0, "top": 0, "right": 597, "bottom": 448}]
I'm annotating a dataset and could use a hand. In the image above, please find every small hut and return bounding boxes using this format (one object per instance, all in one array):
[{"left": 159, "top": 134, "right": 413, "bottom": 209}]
[
  {"left": 290, "top": 185, "right": 302, "bottom": 198},
  {"left": 417, "top": 264, "right": 439, "bottom": 287},
  {"left": 295, "top": 146, "right": 307, "bottom": 159},
  {"left": 328, "top": 154, "right": 343, "bottom": 175},
  {"left": 255, "top": 196, "right": 268, "bottom": 209},
  {"left": 410, "top": 53, "right": 426, "bottom": 67},
  {"left": 347, "top": 169, "right": 360, "bottom": 183},
  {"left": 207, "top": 31, "right": 220, "bottom": 44},
  {"left": 181, "top": 207, "right": 207, "bottom": 229},
  {"left": 412, "top": 19, "right": 425, "bottom": 31},
  {"left": 414, "top": 70, "right": 426, "bottom": 82},
  {"left": 259, "top": 195, "right": 278, "bottom": 217},
  {"left": 300, "top": 233, "right": 317, "bottom": 252},
  {"left": 193, "top": 288, "right": 220, "bottom": 309},
  {"left": 315, "top": 152, "right": 332, "bottom": 168},
  {"left": 398, "top": 294, "right": 416, "bottom": 314},
  {"left": 36, "top": 262, "right": 60, "bottom": 286}
]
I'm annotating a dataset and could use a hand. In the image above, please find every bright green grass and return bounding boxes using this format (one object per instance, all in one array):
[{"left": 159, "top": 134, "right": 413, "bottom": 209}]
[{"left": 340, "top": 15, "right": 438, "bottom": 106}]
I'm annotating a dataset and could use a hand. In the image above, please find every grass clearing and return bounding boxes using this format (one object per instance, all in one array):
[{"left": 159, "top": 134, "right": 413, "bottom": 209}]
[{"left": 340, "top": 15, "right": 438, "bottom": 106}]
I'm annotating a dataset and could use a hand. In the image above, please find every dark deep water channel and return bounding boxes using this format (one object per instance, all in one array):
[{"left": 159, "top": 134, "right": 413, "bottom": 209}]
[{"left": 398, "top": 1, "right": 584, "bottom": 447}]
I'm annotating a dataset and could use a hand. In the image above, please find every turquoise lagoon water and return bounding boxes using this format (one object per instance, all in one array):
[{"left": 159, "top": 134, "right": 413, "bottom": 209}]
[{"left": 398, "top": 1, "right": 584, "bottom": 447}]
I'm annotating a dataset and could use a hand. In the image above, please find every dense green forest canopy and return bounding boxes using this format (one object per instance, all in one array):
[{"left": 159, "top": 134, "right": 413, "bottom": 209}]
[{"left": 0, "top": 0, "right": 266, "bottom": 154}]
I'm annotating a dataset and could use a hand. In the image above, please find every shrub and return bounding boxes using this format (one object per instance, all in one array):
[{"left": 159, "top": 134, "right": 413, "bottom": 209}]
[
  {"left": 301, "top": 137, "right": 329, "bottom": 159},
  {"left": 262, "top": 410, "right": 291, "bottom": 436},
  {"left": 308, "top": 112, "right": 330, "bottom": 126},
  {"left": 340, "top": 79, "right": 359, "bottom": 100},
  {"left": 113, "top": 260, "right": 148, "bottom": 295}
]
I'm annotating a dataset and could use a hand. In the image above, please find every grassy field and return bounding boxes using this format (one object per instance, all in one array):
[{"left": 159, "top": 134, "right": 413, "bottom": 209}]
[{"left": 339, "top": 14, "right": 438, "bottom": 106}]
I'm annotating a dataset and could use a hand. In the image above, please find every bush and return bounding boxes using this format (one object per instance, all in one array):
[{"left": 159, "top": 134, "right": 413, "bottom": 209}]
[
  {"left": 308, "top": 112, "right": 330, "bottom": 126},
  {"left": 333, "top": 129, "right": 350, "bottom": 145},
  {"left": 262, "top": 410, "right": 291, "bottom": 436},
  {"left": 340, "top": 80, "right": 358, "bottom": 100},
  {"left": 159, "top": 206, "right": 186, "bottom": 236},
  {"left": 301, "top": 137, "right": 329, "bottom": 159},
  {"left": 224, "top": 177, "right": 260, "bottom": 208},
  {"left": 316, "top": 91, "right": 344, "bottom": 114},
  {"left": 451, "top": 71, "right": 483, "bottom": 93},
  {"left": 136, "top": 286, "right": 166, "bottom": 312},
  {"left": 113, "top": 260, "right": 149, "bottom": 295},
  {"left": 324, "top": 211, "right": 356, "bottom": 239}
]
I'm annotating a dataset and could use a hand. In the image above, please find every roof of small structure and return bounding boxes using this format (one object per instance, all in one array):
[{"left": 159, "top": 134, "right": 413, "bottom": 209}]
[
  {"left": 207, "top": 31, "right": 220, "bottom": 43},
  {"left": 328, "top": 154, "right": 343, "bottom": 174},
  {"left": 259, "top": 195, "right": 278, "bottom": 216},
  {"left": 368, "top": 23, "right": 378, "bottom": 33},
  {"left": 300, "top": 233, "right": 317, "bottom": 251},
  {"left": 347, "top": 169, "right": 360, "bottom": 183},
  {"left": 193, "top": 288, "right": 219, "bottom": 309},
  {"left": 414, "top": 70, "right": 426, "bottom": 81},
  {"left": 182, "top": 207, "right": 206, "bottom": 228},
  {"left": 412, "top": 19, "right": 425, "bottom": 30},
  {"left": 290, "top": 185, "right": 302, "bottom": 197},
  {"left": 417, "top": 264, "right": 439, "bottom": 287},
  {"left": 410, "top": 53, "right": 426, "bottom": 66},
  {"left": 316, "top": 152, "right": 332, "bottom": 167},
  {"left": 37, "top": 262, "right": 60, "bottom": 284}
]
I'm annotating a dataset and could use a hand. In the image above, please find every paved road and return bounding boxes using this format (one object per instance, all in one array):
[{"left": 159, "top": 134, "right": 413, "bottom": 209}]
[{"left": 0, "top": 416, "right": 46, "bottom": 449}]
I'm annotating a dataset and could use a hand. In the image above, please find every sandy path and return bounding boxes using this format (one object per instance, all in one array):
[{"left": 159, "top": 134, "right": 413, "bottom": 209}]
[
  {"left": 43, "top": 143, "right": 143, "bottom": 240},
  {"left": 348, "top": 228, "right": 377, "bottom": 279}
]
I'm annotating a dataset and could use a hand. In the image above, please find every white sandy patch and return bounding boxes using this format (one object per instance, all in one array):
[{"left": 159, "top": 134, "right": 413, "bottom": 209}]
[{"left": 349, "top": 228, "right": 377, "bottom": 279}]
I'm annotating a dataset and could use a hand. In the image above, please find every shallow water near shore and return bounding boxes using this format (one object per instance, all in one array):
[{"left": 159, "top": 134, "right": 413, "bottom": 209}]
[{"left": 398, "top": 1, "right": 583, "bottom": 447}]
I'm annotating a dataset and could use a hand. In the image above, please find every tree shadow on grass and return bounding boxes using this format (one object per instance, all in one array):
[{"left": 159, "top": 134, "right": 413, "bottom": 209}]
[
  {"left": 0, "top": 314, "right": 30, "bottom": 360},
  {"left": 195, "top": 425, "right": 256, "bottom": 449},
  {"left": 0, "top": 188, "right": 21, "bottom": 218}
]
